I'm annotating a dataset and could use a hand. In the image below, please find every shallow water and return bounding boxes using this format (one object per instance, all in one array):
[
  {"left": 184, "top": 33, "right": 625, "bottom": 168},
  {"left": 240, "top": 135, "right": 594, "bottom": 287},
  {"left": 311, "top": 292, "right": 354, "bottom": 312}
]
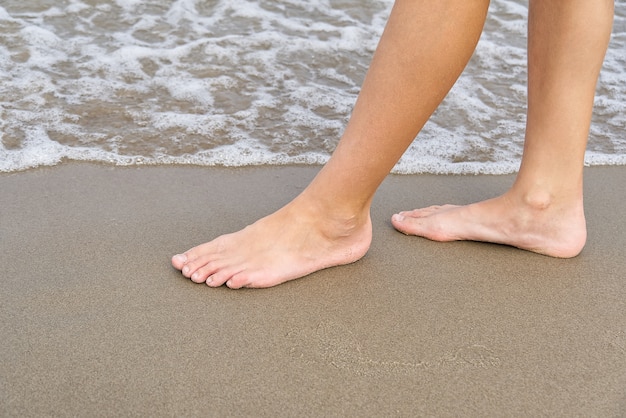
[{"left": 1, "top": 0, "right": 625, "bottom": 174}]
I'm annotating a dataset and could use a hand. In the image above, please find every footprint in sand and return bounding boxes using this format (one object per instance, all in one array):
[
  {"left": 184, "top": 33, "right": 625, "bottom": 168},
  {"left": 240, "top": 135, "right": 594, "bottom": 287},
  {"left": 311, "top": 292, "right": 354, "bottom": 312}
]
[{"left": 287, "top": 320, "right": 501, "bottom": 376}]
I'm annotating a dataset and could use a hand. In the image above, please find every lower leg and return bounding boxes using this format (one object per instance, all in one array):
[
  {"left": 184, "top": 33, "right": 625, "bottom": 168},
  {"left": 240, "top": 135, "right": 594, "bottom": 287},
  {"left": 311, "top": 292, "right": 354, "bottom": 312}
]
[
  {"left": 392, "top": 0, "right": 614, "bottom": 257},
  {"left": 172, "top": 0, "right": 489, "bottom": 288}
]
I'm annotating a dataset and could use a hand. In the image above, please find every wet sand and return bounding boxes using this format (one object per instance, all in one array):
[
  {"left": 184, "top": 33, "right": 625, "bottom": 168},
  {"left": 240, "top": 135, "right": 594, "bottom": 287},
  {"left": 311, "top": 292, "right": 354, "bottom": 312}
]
[{"left": 1, "top": 163, "right": 625, "bottom": 416}]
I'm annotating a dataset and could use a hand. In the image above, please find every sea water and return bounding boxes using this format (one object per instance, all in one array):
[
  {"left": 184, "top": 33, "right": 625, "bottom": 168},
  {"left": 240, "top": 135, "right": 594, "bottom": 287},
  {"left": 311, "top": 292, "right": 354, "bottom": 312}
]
[{"left": 1, "top": 0, "right": 624, "bottom": 174}]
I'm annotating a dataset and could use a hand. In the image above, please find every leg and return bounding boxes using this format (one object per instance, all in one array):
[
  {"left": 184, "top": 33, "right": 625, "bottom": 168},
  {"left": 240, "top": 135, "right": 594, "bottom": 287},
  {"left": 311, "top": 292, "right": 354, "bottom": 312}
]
[
  {"left": 392, "top": 0, "right": 614, "bottom": 258},
  {"left": 172, "top": 0, "right": 490, "bottom": 288}
]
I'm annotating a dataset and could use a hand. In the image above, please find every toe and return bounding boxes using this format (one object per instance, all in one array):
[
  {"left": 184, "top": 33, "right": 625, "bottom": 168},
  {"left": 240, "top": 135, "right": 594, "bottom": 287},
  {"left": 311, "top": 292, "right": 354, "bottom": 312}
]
[
  {"left": 227, "top": 267, "right": 274, "bottom": 288},
  {"left": 392, "top": 213, "right": 422, "bottom": 235},
  {"left": 171, "top": 253, "right": 187, "bottom": 270},
  {"left": 205, "top": 266, "right": 244, "bottom": 287},
  {"left": 189, "top": 259, "right": 229, "bottom": 283}
]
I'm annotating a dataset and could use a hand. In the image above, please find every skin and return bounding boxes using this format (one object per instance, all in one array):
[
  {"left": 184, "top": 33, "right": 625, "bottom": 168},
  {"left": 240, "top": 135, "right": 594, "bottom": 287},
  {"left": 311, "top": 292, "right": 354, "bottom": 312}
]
[{"left": 172, "top": 0, "right": 614, "bottom": 288}]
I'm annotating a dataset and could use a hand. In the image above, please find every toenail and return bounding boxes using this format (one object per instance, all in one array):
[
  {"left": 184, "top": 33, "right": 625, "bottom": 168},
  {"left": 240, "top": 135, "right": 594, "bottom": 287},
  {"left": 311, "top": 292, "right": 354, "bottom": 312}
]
[
  {"left": 183, "top": 266, "right": 190, "bottom": 275},
  {"left": 174, "top": 254, "right": 187, "bottom": 263},
  {"left": 191, "top": 272, "right": 199, "bottom": 281},
  {"left": 393, "top": 214, "right": 405, "bottom": 222}
]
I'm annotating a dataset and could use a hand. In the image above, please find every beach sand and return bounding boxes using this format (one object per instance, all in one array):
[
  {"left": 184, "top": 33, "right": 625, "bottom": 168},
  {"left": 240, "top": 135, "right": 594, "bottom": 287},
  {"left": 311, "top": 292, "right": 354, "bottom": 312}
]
[{"left": 1, "top": 163, "right": 625, "bottom": 416}]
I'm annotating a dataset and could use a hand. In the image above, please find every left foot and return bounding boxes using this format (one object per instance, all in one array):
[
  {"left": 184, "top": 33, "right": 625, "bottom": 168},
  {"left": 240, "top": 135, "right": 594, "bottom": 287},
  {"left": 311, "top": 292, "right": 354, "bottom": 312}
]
[{"left": 172, "top": 195, "right": 372, "bottom": 289}]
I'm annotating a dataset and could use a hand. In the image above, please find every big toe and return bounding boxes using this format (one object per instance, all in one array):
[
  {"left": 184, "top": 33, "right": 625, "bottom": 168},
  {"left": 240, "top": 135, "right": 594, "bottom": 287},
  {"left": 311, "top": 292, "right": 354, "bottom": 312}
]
[
  {"left": 391, "top": 213, "right": 422, "bottom": 235},
  {"left": 171, "top": 253, "right": 187, "bottom": 270}
]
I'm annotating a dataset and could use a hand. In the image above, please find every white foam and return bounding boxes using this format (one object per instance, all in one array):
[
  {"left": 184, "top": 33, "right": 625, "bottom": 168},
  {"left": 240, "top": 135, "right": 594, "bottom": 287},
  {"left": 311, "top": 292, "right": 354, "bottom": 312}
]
[
  {"left": 0, "top": 6, "right": 13, "bottom": 20},
  {"left": 0, "top": 0, "right": 624, "bottom": 174}
]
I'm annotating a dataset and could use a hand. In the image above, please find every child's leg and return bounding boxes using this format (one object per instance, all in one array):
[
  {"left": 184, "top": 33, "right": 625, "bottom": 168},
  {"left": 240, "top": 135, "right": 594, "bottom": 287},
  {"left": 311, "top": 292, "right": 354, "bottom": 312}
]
[
  {"left": 392, "top": 0, "right": 614, "bottom": 258},
  {"left": 172, "top": 0, "right": 490, "bottom": 288}
]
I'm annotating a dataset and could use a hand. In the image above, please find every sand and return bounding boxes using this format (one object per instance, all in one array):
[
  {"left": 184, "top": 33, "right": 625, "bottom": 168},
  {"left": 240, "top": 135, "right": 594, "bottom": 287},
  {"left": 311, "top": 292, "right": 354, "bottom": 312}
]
[{"left": 1, "top": 163, "right": 625, "bottom": 417}]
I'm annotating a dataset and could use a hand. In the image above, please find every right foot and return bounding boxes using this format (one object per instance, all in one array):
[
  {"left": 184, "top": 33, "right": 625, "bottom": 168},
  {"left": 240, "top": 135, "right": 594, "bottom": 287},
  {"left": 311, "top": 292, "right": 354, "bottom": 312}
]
[
  {"left": 172, "top": 197, "right": 372, "bottom": 289},
  {"left": 391, "top": 191, "right": 587, "bottom": 258}
]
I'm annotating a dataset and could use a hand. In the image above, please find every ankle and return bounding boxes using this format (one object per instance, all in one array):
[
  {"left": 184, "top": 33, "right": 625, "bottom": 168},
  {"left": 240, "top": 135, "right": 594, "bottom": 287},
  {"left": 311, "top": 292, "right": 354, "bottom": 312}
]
[
  {"left": 284, "top": 193, "right": 372, "bottom": 244},
  {"left": 297, "top": 188, "right": 371, "bottom": 224},
  {"left": 521, "top": 189, "right": 553, "bottom": 211},
  {"left": 512, "top": 180, "right": 583, "bottom": 213}
]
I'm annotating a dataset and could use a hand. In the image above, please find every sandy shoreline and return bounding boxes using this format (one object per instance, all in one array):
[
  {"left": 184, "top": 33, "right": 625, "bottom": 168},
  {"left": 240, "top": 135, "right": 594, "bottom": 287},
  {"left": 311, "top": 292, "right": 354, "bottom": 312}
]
[{"left": 1, "top": 163, "right": 625, "bottom": 416}]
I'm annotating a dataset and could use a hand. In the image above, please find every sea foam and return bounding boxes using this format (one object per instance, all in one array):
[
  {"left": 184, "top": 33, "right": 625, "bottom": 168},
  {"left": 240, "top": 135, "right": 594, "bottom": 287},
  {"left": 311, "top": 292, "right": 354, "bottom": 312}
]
[{"left": 0, "top": 0, "right": 624, "bottom": 174}]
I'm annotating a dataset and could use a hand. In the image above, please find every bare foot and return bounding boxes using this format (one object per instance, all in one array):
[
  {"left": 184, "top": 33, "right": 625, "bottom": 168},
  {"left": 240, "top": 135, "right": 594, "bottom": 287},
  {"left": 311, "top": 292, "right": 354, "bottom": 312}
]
[
  {"left": 172, "top": 198, "right": 372, "bottom": 289},
  {"left": 391, "top": 192, "right": 587, "bottom": 258}
]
